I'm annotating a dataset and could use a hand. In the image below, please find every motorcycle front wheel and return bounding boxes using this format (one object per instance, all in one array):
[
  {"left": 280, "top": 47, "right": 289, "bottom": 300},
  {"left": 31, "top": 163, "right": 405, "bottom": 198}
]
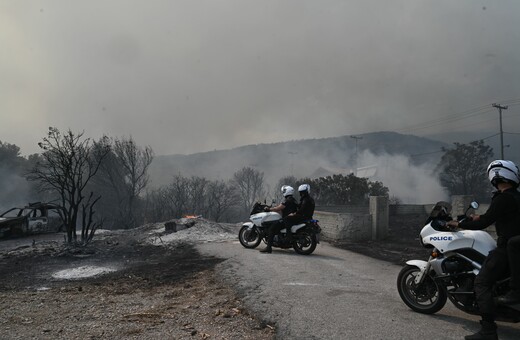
[
  {"left": 293, "top": 229, "right": 317, "bottom": 255},
  {"left": 238, "top": 225, "right": 262, "bottom": 249},
  {"left": 397, "top": 265, "right": 447, "bottom": 314}
]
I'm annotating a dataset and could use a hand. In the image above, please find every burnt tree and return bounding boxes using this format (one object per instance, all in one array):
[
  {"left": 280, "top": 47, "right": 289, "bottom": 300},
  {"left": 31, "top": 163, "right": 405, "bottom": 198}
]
[
  {"left": 232, "top": 167, "right": 265, "bottom": 216},
  {"left": 27, "top": 127, "right": 110, "bottom": 244},
  {"left": 438, "top": 140, "right": 494, "bottom": 201},
  {"left": 96, "top": 137, "right": 154, "bottom": 228},
  {"left": 207, "top": 180, "right": 238, "bottom": 222}
]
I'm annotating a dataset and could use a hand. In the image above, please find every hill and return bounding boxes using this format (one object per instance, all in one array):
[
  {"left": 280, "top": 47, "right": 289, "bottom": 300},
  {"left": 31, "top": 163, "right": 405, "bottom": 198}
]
[{"left": 149, "top": 131, "right": 448, "bottom": 196}]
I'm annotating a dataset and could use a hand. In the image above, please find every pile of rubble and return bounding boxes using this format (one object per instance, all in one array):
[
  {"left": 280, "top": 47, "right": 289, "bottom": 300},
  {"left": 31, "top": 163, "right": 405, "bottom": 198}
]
[{"left": 144, "top": 217, "right": 240, "bottom": 245}]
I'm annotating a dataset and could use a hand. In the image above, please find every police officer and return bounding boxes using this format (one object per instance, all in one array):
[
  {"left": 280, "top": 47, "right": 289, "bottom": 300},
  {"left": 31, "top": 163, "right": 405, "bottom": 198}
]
[
  {"left": 284, "top": 184, "right": 315, "bottom": 236},
  {"left": 260, "top": 185, "right": 298, "bottom": 253},
  {"left": 448, "top": 160, "right": 520, "bottom": 340}
]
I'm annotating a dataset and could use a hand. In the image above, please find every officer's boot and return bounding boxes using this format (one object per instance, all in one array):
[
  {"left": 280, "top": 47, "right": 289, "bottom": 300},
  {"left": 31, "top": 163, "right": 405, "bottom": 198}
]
[
  {"left": 285, "top": 226, "right": 292, "bottom": 243},
  {"left": 260, "top": 231, "right": 273, "bottom": 253},
  {"left": 464, "top": 320, "right": 498, "bottom": 340},
  {"left": 259, "top": 246, "right": 272, "bottom": 253}
]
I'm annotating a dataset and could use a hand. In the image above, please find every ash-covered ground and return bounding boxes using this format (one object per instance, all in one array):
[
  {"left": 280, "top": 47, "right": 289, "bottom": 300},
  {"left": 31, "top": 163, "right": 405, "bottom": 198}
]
[
  {"left": 0, "top": 218, "right": 274, "bottom": 340},
  {"left": 0, "top": 215, "right": 427, "bottom": 339}
]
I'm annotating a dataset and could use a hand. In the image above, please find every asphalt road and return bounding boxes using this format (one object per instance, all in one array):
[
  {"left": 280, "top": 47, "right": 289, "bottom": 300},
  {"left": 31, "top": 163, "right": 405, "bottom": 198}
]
[{"left": 197, "top": 240, "right": 520, "bottom": 340}]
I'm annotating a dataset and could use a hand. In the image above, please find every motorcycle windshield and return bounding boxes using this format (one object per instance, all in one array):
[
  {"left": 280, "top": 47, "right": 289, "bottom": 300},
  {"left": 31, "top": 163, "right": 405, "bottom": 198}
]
[{"left": 428, "top": 201, "right": 452, "bottom": 219}]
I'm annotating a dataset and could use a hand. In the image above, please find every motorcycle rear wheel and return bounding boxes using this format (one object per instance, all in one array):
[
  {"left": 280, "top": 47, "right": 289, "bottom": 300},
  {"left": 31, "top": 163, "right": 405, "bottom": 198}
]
[
  {"left": 397, "top": 265, "right": 447, "bottom": 314},
  {"left": 238, "top": 225, "right": 262, "bottom": 249},
  {"left": 292, "top": 229, "right": 317, "bottom": 255}
]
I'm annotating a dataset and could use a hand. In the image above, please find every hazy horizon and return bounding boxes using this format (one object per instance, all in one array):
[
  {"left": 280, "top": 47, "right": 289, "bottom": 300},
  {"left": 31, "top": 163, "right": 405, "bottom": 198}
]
[{"left": 2, "top": 1, "right": 520, "bottom": 158}]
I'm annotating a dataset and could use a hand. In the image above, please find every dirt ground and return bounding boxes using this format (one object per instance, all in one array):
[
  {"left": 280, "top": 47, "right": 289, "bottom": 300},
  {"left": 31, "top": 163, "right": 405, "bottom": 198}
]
[
  {"left": 0, "top": 215, "right": 427, "bottom": 340},
  {"left": 0, "top": 225, "right": 274, "bottom": 340}
]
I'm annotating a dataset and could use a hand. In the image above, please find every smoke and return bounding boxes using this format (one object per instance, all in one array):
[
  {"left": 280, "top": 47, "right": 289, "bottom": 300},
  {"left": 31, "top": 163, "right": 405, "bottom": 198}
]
[
  {"left": 356, "top": 151, "right": 448, "bottom": 204},
  {"left": 2, "top": 1, "right": 520, "bottom": 157},
  {"left": 257, "top": 136, "right": 449, "bottom": 204},
  {"left": 262, "top": 146, "right": 449, "bottom": 204},
  {"left": 0, "top": 167, "right": 34, "bottom": 213},
  {"left": 149, "top": 138, "right": 448, "bottom": 205}
]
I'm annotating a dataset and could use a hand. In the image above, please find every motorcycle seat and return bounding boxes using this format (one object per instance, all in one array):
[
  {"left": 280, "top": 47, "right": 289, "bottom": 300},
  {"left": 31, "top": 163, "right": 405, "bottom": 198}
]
[{"left": 293, "top": 223, "right": 305, "bottom": 228}]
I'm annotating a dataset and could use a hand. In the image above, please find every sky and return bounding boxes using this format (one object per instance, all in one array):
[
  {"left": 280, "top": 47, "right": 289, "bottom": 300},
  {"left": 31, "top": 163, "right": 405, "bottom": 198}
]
[{"left": 1, "top": 0, "right": 520, "bottom": 157}]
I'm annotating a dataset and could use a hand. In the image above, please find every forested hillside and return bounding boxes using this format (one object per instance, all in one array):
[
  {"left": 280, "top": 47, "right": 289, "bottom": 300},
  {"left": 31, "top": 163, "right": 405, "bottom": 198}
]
[{"left": 149, "top": 131, "right": 448, "bottom": 188}]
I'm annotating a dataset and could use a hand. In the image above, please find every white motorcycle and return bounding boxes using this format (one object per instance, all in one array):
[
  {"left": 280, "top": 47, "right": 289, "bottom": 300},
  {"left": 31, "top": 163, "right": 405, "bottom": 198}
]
[
  {"left": 238, "top": 202, "right": 321, "bottom": 255},
  {"left": 397, "top": 201, "right": 520, "bottom": 322}
]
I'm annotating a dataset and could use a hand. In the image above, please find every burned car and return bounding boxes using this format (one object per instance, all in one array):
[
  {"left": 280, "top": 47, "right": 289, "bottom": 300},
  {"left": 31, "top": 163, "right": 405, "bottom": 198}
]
[{"left": 0, "top": 202, "right": 65, "bottom": 238}]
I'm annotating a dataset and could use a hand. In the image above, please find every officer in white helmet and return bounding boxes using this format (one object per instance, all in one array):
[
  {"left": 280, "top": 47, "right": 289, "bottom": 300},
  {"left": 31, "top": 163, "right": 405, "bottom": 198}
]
[
  {"left": 448, "top": 160, "right": 520, "bottom": 339},
  {"left": 260, "top": 185, "right": 298, "bottom": 253},
  {"left": 284, "top": 184, "right": 315, "bottom": 240}
]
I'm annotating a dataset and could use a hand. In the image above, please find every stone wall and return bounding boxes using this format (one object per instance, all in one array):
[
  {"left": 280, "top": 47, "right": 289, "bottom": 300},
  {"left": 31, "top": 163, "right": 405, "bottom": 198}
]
[
  {"left": 315, "top": 205, "right": 369, "bottom": 214},
  {"left": 370, "top": 196, "right": 388, "bottom": 241},
  {"left": 314, "top": 196, "right": 495, "bottom": 242},
  {"left": 314, "top": 211, "right": 372, "bottom": 242},
  {"left": 390, "top": 204, "right": 431, "bottom": 215}
]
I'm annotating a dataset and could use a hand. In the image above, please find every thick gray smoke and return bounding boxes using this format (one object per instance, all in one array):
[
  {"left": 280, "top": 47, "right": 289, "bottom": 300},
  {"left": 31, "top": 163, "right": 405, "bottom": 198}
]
[
  {"left": 356, "top": 151, "right": 448, "bottom": 204},
  {"left": 0, "top": 168, "right": 34, "bottom": 213},
  {"left": 2, "top": 2, "right": 520, "bottom": 157},
  {"left": 149, "top": 142, "right": 448, "bottom": 205}
]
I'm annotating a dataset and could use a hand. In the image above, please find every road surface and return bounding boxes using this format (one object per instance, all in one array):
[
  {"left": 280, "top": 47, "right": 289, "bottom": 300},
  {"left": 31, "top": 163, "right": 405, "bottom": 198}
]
[{"left": 197, "top": 240, "right": 520, "bottom": 340}]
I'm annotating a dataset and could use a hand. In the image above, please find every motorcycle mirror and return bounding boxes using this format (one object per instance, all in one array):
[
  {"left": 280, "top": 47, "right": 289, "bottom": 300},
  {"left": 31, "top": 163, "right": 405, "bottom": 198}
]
[
  {"left": 272, "top": 199, "right": 276, "bottom": 204},
  {"left": 464, "top": 201, "right": 479, "bottom": 216}
]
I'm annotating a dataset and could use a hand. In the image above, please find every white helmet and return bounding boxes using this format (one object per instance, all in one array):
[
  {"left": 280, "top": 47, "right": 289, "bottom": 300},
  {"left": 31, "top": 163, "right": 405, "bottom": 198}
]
[
  {"left": 281, "top": 185, "right": 295, "bottom": 197},
  {"left": 298, "top": 184, "right": 311, "bottom": 194},
  {"left": 487, "top": 160, "right": 520, "bottom": 188}
]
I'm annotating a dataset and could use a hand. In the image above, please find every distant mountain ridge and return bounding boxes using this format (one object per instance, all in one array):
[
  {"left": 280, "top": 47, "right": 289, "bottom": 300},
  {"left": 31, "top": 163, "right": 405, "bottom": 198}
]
[{"left": 149, "top": 131, "right": 448, "bottom": 188}]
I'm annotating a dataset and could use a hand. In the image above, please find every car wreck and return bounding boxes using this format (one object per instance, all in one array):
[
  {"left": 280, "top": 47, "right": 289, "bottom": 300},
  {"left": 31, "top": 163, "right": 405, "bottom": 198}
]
[{"left": 0, "top": 202, "right": 65, "bottom": 238}]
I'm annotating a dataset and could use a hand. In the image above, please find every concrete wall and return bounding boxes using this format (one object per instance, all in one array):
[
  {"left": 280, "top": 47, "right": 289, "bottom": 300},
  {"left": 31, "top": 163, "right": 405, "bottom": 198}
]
[
  {"left": 314, "top": 196, "right": 387, "bottom": 242},
  {"left": 390, "top": 204, "right": 430, "bottom": 215},
  {"left": 370, "top": 196, "right": 388, "bottom": 241},
  {"left": 315, "top": 196, "right": 496, "bottom": 242},
  {"left": 316, "top": 205, "right": 369, "bottom": 214},
  {"left": 451, "top": 195, "right": 476, "bottom": 218},
  {"left": 314, "top": 211, "right": 372, "bottom": 242},
  {"left": 317, "top": 203, "right": 460, "bottom": 216}
]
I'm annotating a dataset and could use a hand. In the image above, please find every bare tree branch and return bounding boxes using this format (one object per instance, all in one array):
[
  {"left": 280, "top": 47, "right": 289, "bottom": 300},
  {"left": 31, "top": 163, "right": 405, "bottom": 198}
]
[{"left": 27, "top": 127, "right": 110, "bottom": 244}]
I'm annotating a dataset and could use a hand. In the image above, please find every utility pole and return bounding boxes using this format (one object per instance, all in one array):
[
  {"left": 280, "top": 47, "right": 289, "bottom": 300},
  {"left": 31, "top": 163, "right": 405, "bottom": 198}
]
[
  {"left": 492, "top": 103, "right": 508, "bottom": 159},
  {"left": 350, "top": 135, "right": 363, "bottom": 173}
]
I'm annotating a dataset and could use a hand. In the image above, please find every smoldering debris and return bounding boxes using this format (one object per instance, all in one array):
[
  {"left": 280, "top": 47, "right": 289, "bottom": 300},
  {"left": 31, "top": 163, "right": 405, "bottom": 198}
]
[{"left": 146, "top": 217, "right": 239, "bottom": 245}]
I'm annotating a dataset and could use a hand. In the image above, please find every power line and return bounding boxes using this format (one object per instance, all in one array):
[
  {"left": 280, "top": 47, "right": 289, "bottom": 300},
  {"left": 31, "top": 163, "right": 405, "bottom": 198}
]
[
  {"left": 435, "top": 116, "right": 497, "bottom": 132},
  {"left": 339, "top": 99, "right": 520, "bottom": 158},
  {"left": 396, "top": 107, "right": 493, "bottom": 133},
  {"left": 393, "top": 99, "right": 519, "bottom": 135},
  {"left": 479, "top": 133, "right": 502, "bottom": 141},
  {"left": 409, "top": 133, "right": 501, "bottom": 158},
  {"left": 503, "top": 111, "right": 520, "bottom": 117},
  {"left": 499, "top": 98, "right": 520, "bottom": 105}
]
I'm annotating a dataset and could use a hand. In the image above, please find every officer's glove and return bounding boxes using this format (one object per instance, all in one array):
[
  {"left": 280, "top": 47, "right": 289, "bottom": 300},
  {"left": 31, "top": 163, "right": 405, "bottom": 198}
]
[{"left": 446, "top": 220, "right": 458, "bottom": 231}]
